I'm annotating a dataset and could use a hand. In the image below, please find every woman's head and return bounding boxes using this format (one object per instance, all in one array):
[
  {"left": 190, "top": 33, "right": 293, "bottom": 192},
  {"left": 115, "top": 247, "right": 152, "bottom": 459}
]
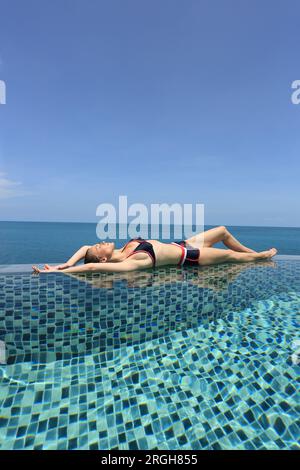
[{"left": 84, "top": 242, "right": 115, "bottom": 264}]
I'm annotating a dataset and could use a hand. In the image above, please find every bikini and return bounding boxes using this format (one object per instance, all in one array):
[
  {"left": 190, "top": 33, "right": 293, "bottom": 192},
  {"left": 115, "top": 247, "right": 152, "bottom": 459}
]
[
  {"left": 122, "top": 237, "right": 200, "bottom": 268},
  {"left": 171, "top": 240, "right": 200, "bottom": 267},
  {"left": 121, "top": 237, "right": 156, "bottom": 266}
]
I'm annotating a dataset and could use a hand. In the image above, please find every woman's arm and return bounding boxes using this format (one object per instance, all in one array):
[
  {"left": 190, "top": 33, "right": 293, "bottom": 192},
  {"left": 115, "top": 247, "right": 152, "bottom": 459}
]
[
  {"left": 43, "top": 245, "right": 91, "bottom": 270},
  {"left": 33, "top": 258, "right": 150, "bottom": 274},
  {"left": 65, "top": 245, "right": 91, "bottom": 266},
  {"left": 63, "top": 260, "right": 140, "bottom": 274}
]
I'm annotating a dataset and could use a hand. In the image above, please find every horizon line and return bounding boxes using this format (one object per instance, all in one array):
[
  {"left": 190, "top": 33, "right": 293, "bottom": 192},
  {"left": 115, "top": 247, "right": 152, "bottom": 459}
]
[{"left": 0, "top": 220, "right": 300, "bottom": 229}]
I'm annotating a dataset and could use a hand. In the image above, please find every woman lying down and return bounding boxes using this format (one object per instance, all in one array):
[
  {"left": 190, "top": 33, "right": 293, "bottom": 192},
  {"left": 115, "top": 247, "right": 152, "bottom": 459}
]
[{"left": 32, "top": 226, "right": 277, "bottom": 274}]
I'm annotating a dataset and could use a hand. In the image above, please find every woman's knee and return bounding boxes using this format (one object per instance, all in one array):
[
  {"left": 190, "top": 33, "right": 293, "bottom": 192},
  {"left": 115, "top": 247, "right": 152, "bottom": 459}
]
[
  {"left": 219, "top": 225, "right": 229, "bottom": 236},
  {"left": 225, "top": 249, "right": 236, "bottom": 259}
]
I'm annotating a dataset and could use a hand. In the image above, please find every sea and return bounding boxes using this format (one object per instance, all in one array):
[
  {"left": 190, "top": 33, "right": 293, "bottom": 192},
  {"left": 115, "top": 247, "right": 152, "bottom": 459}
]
[{"left": 0, "top": 221, "right": 300, "bottom": 265}]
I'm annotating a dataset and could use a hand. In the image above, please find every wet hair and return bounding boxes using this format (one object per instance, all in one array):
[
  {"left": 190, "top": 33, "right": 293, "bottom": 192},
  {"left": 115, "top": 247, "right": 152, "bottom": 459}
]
[{"left": 84, "top": 247, "right": 100, "bottom": 264}]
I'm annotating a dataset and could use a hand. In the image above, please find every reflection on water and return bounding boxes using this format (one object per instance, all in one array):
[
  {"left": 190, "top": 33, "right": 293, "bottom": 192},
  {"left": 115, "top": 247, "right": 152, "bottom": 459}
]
[{"left": 0, "top": 260, "right": 292, "bottom": 364}]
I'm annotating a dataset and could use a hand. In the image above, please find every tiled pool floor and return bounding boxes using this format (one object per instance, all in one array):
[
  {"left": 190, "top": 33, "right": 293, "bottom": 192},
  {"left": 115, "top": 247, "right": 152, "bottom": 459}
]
[{"left": 0, "top": 258, "right": 299, "bottom": 449}]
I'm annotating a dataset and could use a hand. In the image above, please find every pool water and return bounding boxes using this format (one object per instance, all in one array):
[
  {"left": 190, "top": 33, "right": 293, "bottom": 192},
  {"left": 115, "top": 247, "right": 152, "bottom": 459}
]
[{"left": 0, "top": 257, "right": 299, "bottom": 450}]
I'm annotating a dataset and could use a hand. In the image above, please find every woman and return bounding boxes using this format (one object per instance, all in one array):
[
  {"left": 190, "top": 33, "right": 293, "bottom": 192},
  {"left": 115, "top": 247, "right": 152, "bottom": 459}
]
[{"left": 32, "top": 225, "right": 277, "bottom": 274}]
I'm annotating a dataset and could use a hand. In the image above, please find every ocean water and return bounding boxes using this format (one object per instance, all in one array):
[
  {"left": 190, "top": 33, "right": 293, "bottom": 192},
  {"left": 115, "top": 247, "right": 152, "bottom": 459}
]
[{"left": 0, "top": 221, "right": 300, "bottom": 265}]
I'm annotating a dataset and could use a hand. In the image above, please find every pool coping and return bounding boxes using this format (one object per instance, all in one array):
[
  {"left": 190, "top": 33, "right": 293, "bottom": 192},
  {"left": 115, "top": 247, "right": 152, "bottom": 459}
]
[{"left": 0, "top": 255, "right": 300, "bottom": 273}]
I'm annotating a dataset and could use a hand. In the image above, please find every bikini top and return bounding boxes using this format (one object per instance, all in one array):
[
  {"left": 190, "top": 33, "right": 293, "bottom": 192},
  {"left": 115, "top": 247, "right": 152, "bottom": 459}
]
[{"left": 121, "top": 237, "right": 156, "bottom": 267}]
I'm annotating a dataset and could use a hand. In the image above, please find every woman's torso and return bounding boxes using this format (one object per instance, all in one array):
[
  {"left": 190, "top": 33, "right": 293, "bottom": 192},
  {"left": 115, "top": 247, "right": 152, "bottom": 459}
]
[{"left": 121, "top": 238, "right": 183, "bottom": 267}]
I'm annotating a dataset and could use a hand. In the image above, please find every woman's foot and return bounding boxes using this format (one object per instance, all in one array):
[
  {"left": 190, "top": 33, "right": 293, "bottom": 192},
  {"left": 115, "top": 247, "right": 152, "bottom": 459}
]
[
  {"left": 256, "top": 248, "right": 277, "bottom": 260},
  {"left": 229, "top": 247, "right": 278, "bottom": 263}
]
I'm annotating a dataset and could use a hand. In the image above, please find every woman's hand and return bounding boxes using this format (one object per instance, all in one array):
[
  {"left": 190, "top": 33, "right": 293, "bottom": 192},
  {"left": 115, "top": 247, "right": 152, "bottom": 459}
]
[
  {"left": 32, "top": 265, "right": 58, "bottom": 274},
  {"left": 44, "top": 263, "right": 70, "bottom": 271}
]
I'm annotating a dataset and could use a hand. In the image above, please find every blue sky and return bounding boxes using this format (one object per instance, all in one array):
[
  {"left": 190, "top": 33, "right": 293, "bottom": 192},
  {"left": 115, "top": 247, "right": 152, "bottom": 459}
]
[{"left": 0, "top": 0, "right": 299, "bottom": 226}]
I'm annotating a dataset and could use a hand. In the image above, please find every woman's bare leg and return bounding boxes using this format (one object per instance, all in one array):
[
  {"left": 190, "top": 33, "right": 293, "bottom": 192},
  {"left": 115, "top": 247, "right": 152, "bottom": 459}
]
[
  {"left": 198, "top": 247, "right": 277, "bottom": 266},
  {"left": 186, "top": 226, "right": 256, "bottom": 253}
]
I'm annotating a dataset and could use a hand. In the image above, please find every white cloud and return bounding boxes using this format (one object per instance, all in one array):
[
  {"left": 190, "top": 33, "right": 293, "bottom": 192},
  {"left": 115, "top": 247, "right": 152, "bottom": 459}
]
[{"left": 0, "top": 172, "right": 28, "bottom": 199}]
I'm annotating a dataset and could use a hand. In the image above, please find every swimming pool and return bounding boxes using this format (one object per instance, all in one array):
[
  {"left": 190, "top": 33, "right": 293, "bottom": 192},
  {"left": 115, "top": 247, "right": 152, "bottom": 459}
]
[{"left": 0, "top": 257, "right": 299, "bottom": 450}]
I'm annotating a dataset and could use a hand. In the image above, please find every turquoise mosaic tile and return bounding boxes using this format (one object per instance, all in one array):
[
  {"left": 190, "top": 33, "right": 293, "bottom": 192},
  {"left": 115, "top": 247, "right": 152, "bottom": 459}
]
[{"left": 0, "top": 259, "right": 299, "bottom": 449}]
